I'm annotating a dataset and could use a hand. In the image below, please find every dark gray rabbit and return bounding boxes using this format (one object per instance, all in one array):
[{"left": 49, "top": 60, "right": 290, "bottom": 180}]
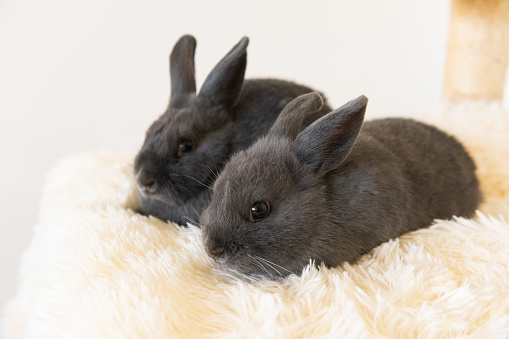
[
  {"left": 201, "top": 92, "right": 482, "bottom": 278},
  {"left": 134, "top": 35, "right": 331, "bottom": 225}
]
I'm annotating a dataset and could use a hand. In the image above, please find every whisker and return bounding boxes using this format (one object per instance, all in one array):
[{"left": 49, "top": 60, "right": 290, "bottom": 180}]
[
  {"left": 204, "top": 164, "right": 219, "bottom": 182},
  {"left": 178, "top": 174, "right": 213, "bottom": 190},
  {"left": 247, "top": 254, "right": 271, "bottom": 276},
  {"left": 169, "top": 172, "right": 213, "bottom": 190},
  {"left": 183, "top": 215, "right": 202, "bottom": 227},
  {"left": 194, "top": 167, "right": 219, "bottom": 189},
  {"left": 251, "top": 254, "right": 282, "bottom": 277},
  {"left": 260, "top": 260, "right": 282, "bottom": 277},
  {"left": 254, "top": 255, "right": 294, "bottom": 275}
]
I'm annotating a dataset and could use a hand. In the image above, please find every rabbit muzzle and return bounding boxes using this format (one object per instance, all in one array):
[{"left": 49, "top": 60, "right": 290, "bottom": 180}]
[{"left": 135, "top": 169, "right": 160, "bottom": 197}]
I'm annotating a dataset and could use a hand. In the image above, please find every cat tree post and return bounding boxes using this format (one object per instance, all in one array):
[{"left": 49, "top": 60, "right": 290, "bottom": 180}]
[{"left": 443, "top": 0, "right": 509, "bottom": 103}]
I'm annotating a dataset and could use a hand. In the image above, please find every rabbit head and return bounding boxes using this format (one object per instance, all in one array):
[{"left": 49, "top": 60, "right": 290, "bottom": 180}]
[
  {"left": 134, "top": 35, "right": 249, "bottom": 224},
  {"left": 201, "top": 93, "right": 368, "bottom": 278}
]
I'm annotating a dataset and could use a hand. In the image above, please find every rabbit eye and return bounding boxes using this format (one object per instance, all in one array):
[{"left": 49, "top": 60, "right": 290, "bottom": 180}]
[
  {"left": 250, "top": 201, "right": 271, "bottom": 222},
  {"left": 177, "top": 139, "right": 195, "bottom": 158}
]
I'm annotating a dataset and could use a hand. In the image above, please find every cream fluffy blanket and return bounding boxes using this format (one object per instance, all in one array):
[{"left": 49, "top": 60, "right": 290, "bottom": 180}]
[{"left": 2, "top": 106, "right": 509, "bottom": 338}]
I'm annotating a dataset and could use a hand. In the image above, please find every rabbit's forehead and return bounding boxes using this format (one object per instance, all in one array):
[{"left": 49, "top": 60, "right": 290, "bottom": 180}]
[
  {"left": 164, "top": 97, "right": 203, "bottom": 128},
  {"left": 164, "top": 105, "right": 226, "bottom": 135},
  {"left": 228, "top": 158, "right": 289, "bottom": 184},
  {"left": 168, "top": 110, "right": 195, "bottom": 130},
  {"left": 153, "top": 111, "right": 201, "bottom": 142},
  {"left": 219, "top": 146, "right": 296, "bottom": 200}
]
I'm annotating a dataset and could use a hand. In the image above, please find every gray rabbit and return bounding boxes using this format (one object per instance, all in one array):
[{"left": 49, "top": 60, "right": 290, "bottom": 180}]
[
  {"left": 134, "top": 35, "right": 331, "bottom": 225},
  {"left": 201, "top": 93, "right": 482, "bottom": 278}
]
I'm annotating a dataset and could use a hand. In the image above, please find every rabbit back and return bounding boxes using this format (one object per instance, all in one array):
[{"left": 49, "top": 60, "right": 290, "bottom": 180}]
[
  {"left": 231, "top": 78, "right": 331, "bottom": 151},
  {"left": 361, "top": 118, "right": 480, "bottom": 222},
  {"left": 324, "top": 118, "right": 482, "bottom": 264}
]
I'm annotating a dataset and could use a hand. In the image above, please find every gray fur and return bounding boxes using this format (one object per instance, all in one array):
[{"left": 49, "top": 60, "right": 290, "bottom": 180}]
[
  {"left": 134, "top": 36, "right": 331, "bottom": 225},
  {"left": 201, "top": 93, "right": 482, "bottom": 278}
]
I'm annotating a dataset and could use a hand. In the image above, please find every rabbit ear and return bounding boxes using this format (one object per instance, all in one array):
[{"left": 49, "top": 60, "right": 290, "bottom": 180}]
[
  {"left": 199, "top": 37, "right": 249, "bottom": 109},
  {"left": 170, "top": 35, "right": 197, "bottom": 96},
  {"left": 268, "top": 92, "right": 324, "bottom": 140},
  {"left": 291, "top": 95, "right": 368, "bottom": 174}
]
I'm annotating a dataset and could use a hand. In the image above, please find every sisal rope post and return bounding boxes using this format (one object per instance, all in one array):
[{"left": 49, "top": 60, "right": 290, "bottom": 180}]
[{"left": 443, "top": 0, "right": 509, "bottom": 103}]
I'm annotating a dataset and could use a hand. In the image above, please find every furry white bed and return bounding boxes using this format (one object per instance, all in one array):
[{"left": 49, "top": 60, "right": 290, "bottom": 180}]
[
  {"left": 1, "top": 105, "right": 509, "bottom": 338},
  {"left": 3, "top": 0, "right": 509, "bottom": 335}
]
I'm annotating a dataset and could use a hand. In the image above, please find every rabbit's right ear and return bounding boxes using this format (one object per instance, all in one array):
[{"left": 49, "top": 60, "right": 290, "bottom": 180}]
[
  {"left": 199, "top": 37, "right": 249, "bottom": 109},
  {"left": 170, "top": 35, "right": 197, "bottom": 96},
  {"left": 291, "top": 95, "right": 368, "bottom": 175}
]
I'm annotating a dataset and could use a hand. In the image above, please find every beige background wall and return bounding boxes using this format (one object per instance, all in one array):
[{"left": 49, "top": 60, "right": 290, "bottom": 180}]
[{"left": 0, "top": 0, "right": 503, "bottom": 311}]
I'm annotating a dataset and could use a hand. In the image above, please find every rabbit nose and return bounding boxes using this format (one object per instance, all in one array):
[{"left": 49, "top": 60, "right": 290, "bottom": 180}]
[
  {"left": 204, "top": 234, "right": 225, "bottom": 261},
  {"left": 135, "top": 170, "right": 158, "bottom": 195}
]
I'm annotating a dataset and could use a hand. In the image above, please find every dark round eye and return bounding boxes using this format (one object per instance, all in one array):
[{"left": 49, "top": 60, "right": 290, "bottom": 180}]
[
  {"left": 177, "top": 139, "right": 195, "bottom": 158},
  {"left": 250, "top": 201, "right": 271, "bottom": 222}
]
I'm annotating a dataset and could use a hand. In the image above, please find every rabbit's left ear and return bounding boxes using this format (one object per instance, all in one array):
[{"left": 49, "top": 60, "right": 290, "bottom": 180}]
[
  {"left": 291, "top": 95, "right": 368, "bottom": 174},
  {"left": 268, "top": 92, "right": 324, "bottom": 140},
  {"left": 199, "top": 37, "right": 249, "bottom": 109}
]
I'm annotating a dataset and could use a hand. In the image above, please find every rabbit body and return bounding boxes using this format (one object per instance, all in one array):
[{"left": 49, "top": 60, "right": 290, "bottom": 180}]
[
  {"left": 201, "top": 93, "right": 481, "bottom": 278},
  {"left": 134, "top": 36, "right": 331, "bottom": 225}
]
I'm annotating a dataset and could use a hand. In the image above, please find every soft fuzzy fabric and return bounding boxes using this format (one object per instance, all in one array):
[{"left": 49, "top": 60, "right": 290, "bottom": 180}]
[{"left": 2, "top": 106, "right": 509, "bottom": 338}]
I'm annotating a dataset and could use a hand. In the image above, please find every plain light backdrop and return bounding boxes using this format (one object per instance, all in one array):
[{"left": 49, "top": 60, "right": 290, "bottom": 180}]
[{"left": 0, "top": 0, "right": 454, "bottom": 311}]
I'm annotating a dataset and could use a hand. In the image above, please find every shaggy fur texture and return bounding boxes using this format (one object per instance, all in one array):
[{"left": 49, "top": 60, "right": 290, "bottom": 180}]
[{"left": 2, "top": 106, "right": 509, "bottom": 338}]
